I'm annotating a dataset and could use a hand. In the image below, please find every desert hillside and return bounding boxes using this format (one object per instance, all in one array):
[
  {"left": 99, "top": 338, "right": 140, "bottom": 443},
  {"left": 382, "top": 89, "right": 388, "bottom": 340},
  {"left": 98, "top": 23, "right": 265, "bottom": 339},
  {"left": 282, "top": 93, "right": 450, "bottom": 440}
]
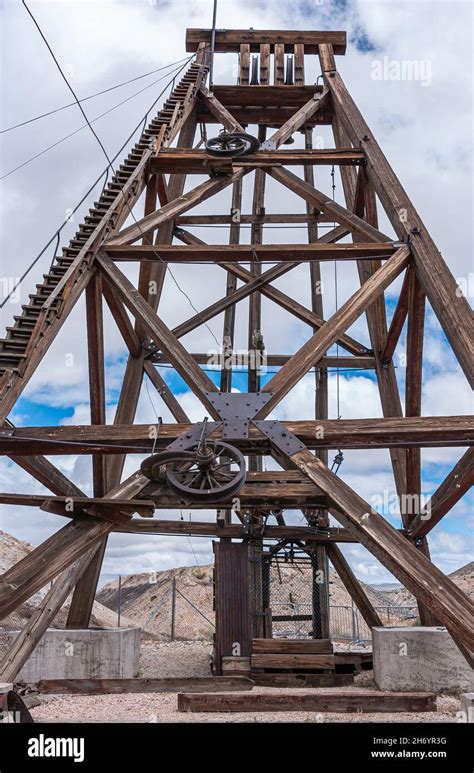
[{"left": 0, "top": 530, "right": 134, "bottom": 636}]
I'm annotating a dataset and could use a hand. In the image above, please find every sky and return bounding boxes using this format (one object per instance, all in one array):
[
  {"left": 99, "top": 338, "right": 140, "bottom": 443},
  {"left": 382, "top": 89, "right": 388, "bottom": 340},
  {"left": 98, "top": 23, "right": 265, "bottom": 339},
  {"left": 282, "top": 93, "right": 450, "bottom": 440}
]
[{"left": 0, "top": 0, "right": 472, "bottom": 589}]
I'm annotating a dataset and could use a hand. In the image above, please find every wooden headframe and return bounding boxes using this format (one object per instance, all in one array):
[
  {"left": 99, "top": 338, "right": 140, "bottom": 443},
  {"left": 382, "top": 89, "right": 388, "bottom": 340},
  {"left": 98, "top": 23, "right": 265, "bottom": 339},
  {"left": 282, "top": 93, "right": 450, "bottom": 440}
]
[{"left": 0, "top": 29, "right": 472, "bottom": 680}]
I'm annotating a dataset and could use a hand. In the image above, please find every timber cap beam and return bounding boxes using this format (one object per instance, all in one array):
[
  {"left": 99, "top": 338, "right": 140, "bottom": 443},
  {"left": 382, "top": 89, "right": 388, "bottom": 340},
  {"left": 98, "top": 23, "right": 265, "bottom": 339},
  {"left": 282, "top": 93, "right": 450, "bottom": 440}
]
[{"left": 185, "top": 29, "right": 347, "bottom": 55}]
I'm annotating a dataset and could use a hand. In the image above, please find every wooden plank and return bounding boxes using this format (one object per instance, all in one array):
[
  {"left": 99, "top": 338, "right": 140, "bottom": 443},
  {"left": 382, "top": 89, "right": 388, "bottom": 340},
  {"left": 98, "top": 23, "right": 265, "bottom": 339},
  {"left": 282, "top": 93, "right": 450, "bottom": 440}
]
[
  {"left": 294, "top": 43, "right": 305, "bottom": 85},
  {"left": 291, "top": 448, "right": 474, "bottom": 652},
  {"left": 214, "top": 542, "right": 252, "bottom": 674},
  {"left": 239, "top": 44, "right": 250, "bottom": 85},
  {"left": 2, "top": 415, "right": 471, "bottom": 456},
  {"left": 259, "top": 43, "right": 270, "bottom": 85},
  {"left": 34, "top": 677, "right": 254, "bottom": 695},
  {"left": 273, "top": 43, "right": 285, "bottom": 85},
  {"left": 326, "top": 70, "right": 474, "bottom": 386},
  {"left": 251, "top": 653, "right": 335, "bottom": 670},
  {"left": 252, "top": 638, "right": 332, "bottom": 654},
  {"left": 151, "top": 148, "right": 365, "bottom": 173},
  {"left": 106, "top": 243, "right": 398, "bottom": 264},
  {"left": 326, "top": 543, "right": 383, "bottom": 629},
  {"left": 258, "top": 248, "right": 411, "bottom": 416},
  {"left": 185, "top": 29, "right": 347, "bottom": 55},
  {"left": 409, "top": 448, "right": 474, "bottom": 538},
  {"left": 253, "top": 673, "right": 353, "bottom": 687},
  {"left": 178, "top": 690, "right": 436, "bottom": 713}
]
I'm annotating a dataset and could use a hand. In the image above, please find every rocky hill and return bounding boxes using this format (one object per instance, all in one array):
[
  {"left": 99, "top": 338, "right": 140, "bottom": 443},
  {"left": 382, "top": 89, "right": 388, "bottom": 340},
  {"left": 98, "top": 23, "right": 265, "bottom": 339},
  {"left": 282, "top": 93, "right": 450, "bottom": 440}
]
[{"left": 0, "top": 530, "right": 133, "bottom": 634}]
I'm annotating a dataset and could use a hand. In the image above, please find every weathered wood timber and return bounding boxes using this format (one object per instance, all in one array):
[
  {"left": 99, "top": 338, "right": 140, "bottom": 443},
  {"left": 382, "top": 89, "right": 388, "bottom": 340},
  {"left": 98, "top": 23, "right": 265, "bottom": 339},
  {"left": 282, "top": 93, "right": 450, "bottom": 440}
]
[{"left": 177, "top": 690, "right": 436, "bottom": 713}]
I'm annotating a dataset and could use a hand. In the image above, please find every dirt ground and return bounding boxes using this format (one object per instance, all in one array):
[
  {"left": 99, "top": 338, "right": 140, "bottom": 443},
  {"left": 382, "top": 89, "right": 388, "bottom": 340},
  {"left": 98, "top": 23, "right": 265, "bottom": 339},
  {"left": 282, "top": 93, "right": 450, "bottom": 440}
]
[{"left": 29, "top": 641, "right": 462, "bottom": 724}]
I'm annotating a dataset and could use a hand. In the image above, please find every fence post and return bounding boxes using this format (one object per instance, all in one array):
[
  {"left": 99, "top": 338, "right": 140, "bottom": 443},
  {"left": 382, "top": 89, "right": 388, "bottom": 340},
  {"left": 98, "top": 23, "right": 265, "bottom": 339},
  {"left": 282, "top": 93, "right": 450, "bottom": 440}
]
[
  {"left": 170, "top": 577, "right": 177, "bottom": 641},
  {"left": 117, "top": 574, "right": 121, "bottom": 628},
  {"left": 351, "top": 603, "right": 358, "bottom": 641}
]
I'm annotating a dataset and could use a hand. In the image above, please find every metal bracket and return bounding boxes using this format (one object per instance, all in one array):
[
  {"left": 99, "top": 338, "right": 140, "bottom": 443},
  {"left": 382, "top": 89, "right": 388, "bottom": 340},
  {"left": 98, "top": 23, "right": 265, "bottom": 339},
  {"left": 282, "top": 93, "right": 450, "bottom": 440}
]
[
  {"left": 204, "top": 392, "right": 273, "bottom": 439},
  {"left": 259, "top": 139, "right": 277, "bottom": 151},
  {"left": 252, "top": 420, "right": 307, "bottom": 456},
  {"left": 164, "top": 421, "right": 223, "bottom": 452},
  {"left": 204, "top": 392, "right": 272, "bottom": 420}
]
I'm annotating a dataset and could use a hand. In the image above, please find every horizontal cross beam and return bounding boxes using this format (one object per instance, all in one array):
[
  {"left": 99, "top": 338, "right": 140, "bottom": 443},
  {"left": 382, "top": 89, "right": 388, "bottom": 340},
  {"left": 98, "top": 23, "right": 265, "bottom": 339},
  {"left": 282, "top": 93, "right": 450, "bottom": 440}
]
[{"left": 2, "top": 416, "right": 471, "bottom": 456}]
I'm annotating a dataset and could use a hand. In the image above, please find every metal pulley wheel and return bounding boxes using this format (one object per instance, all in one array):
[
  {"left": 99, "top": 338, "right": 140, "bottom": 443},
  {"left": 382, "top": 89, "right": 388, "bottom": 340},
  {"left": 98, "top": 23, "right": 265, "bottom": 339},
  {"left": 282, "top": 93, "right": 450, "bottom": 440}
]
[
  {"left": 205, "top": 130, "right": 260, "bottom": 157},
  {"left": 141, "top": 439, "right": 246, "bottom": 504}
]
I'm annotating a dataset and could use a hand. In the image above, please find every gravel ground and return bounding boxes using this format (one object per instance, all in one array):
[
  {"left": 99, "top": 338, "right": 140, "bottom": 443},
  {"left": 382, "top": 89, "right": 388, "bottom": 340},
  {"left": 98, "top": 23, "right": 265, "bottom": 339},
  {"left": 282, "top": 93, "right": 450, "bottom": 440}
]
[{"left": 29, "top": 641, "right": 462, "bottom": 724}]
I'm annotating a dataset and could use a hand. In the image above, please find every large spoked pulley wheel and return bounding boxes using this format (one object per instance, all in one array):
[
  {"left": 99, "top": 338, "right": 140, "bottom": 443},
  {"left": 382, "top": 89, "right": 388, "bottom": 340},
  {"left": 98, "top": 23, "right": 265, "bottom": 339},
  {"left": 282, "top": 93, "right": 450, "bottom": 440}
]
[
  {"left": 205, "top": 132, "right": 249, "bottom": 157},
  {"left": 141, "top": 440, "right": 246, "bottom": 504},
  {"left": 205, "top": 131, "right": 260, "bottom": 157}
]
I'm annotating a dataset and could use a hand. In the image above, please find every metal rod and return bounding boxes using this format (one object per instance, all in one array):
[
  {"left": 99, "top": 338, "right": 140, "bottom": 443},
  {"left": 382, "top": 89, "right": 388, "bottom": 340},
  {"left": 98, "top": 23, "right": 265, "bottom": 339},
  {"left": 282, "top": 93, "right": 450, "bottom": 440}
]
[{"left": 209, "top": 0, "right": 218, "bottom": 90}]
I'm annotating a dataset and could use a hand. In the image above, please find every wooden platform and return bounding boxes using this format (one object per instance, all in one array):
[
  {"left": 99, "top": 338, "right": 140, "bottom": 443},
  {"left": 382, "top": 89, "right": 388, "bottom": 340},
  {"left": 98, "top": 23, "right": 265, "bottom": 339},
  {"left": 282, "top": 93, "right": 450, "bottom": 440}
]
[
  {"left": 253, "top": 673, "right": 354, "bottom": 688},
  {"left": 34, "top": 677, "right": 253, "bottom": 695},
  {"left": 178, "top": 690, "right": 437, "bottom": 713},
  {"left": 251, "top": 638, "right": 335, "bottom": 673}
]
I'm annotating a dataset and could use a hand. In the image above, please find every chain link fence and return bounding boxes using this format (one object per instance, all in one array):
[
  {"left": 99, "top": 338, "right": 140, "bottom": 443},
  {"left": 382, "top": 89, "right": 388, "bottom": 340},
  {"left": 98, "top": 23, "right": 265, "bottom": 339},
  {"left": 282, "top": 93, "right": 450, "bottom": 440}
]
[{"left": 0, "top": 565, "right": 418, "bottom": 651}]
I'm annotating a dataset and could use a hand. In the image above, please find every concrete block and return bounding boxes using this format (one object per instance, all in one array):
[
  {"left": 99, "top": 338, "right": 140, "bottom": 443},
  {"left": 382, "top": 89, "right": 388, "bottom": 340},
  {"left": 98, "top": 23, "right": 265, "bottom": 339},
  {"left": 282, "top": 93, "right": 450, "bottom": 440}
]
[
  {"left": 459, "top": 693, "right": 474, "bottom": 723},
  {"left": 6, "top": 627, "right": 141, "bottom": 682},
  {"left": 373, "top": 626, "right": 473, "bottom": 693}
]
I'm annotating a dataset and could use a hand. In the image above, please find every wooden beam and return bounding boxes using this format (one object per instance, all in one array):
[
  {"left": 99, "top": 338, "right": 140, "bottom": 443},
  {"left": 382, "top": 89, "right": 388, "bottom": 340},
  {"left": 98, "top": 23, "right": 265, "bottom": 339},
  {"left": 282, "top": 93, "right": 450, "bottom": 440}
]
[
  {"left": 258, "top": 248, "right": 411, "bottom": 417},
  {"left": 409, "top": 448, "right": 474, "bottom": 538},
  {"left": 326, "top": 543, "right": 383, "bottom": 629},
  {"left": 198, "top": 86, "right": 244, "bottom": 132},
  {"left": 143, "top": 360, "right": 190, "bottom": 423},
  {"left": 105, "top": 168, "right": 248, "bottom": 247},
  {"left": 173, "top": 225, "right": 371, "bottom": 357},
  {"left": 106, "top": 243, "right": 398, "bottom": 263},
  {"left": 2, "top": 416, "right": 471, "bottom": 456},
  {"left": 151, "top": 148, "right": 366, "bottom": 173},
  {"left": 177, "top": 690, "right": 436, "bottom": 713},
  {"left": 381, "top": 267, "right": 412, "bottom": 364},
  {"left": 268, "top": 166, "right": 391, "bottom": 242},
  {"left": 96, "top": 254, "right": 220, "bottom": 418},
  {"left": 0, "top": 471, "right": 148, "bottom": 618},
  {"left": 331, "top": 113, "right": 407, "bottom": 500},
  {"left": 290, "top": 448, "right": 474, "bottom": 651},
  {"left": 185, "top": 29, "right": 347, "bottom": 56},
  {"left": 251, "top": 654, "right": 335, "bottom": 670},
  {"left": 0, "top": 548, "right": 98, "bottom": 681},
  {"left": 34, "top": 676, "right": 254, "bottom": 695},
  {"left": 66, "top": 271, "right": 108, "bottom": 629},
  {"left": 326, "top": 70, "right": 474, "bottom": 386},
  {"left": 102, "top": 275, "right": 141, "bottom": 358},
  {"left": 267, "top": 89, "right": 330, "bottom": 148}
]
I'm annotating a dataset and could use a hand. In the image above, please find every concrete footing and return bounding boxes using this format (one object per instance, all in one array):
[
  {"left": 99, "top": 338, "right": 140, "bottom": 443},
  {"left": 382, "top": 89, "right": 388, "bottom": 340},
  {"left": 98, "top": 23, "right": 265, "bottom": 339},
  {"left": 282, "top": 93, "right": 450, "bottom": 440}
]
[
  {"left": 373, "top": 626, "right": 473, "bottom": 693},
  {"left": 7, "top": 627, "right": 141, "bottom": 682}
]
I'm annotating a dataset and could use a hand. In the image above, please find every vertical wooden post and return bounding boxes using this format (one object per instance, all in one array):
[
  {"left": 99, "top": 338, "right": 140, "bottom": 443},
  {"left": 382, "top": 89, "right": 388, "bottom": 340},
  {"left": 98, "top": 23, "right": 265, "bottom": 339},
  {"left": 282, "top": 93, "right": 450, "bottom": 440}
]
[
  {"left": 274, "top": 43, "right": 285, "bottom": 85},
  {"left": 239, "top": 44, "right": 250, "bottom": 84},
  {"left": 66, "top": 272, "right": 107, "bottom": 629},
  {"left": 259, "top": 44, "right": 270, "bottom": 85},
  {"left": 312, "top": 545, "right": 330, "bottom": 639}
]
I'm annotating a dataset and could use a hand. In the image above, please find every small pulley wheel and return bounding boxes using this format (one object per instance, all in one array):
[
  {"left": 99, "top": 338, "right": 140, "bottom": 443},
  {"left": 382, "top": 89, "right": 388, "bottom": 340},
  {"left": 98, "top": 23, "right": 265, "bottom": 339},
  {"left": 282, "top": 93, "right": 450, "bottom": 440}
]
[{"left": 205, "top": 132, "right": 249, "bottom": 157}]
